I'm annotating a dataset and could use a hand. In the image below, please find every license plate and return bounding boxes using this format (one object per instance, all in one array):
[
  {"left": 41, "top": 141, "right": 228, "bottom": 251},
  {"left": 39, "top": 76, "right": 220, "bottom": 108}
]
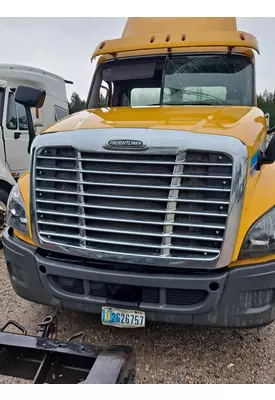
[{"left": 101, "top": 307, "right": 145, "bottom": 328}]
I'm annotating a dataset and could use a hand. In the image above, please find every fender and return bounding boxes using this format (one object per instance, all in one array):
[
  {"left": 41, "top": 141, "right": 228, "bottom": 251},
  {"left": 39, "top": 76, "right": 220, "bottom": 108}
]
[{"left": 231, "top": 161, "right": 275, "bottom": 266}]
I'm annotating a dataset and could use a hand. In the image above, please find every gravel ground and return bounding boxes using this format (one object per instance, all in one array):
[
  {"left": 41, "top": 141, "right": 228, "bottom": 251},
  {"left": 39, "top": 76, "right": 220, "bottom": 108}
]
[{"left": 1, "top": 250, "right": 275, "bottom": 384}]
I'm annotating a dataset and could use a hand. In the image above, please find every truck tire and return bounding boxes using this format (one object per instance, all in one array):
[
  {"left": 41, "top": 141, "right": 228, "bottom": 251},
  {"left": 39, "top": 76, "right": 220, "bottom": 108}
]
[{"left": 0, "top": 189, "right": 9, "bottom": 250}]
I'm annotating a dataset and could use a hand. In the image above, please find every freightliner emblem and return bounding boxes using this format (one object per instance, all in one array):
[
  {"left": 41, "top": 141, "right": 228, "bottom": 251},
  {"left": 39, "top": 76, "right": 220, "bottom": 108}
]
[{"left": 105, "top": 139, "right": 147, "bottom": 150}]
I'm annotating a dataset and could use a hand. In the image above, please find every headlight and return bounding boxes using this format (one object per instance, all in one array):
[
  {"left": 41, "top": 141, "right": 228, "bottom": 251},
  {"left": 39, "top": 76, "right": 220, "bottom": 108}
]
[
  {"left": 239, "top": 207, "right": 275, "bottom": 259},
  {"left": 6, "top": 184, "right": 28, "bottom": 234}
]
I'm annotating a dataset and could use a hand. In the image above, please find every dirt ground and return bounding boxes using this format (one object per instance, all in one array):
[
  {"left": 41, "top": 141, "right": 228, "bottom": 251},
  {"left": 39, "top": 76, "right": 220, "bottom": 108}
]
[{"left": 0, "top": 250, "right": 275, "bottom": 384}]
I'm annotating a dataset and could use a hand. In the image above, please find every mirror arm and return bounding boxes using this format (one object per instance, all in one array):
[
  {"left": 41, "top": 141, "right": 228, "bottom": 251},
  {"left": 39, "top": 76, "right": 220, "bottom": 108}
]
[
  {"left": 25, "top": 107, "right": 35, "bottom": 154},
  {"left": 259, "top": 151, "right": 273, "bottom": 166},
  {"left": 267, "top": 125, "right": 275, "bottom": 135},
  {"left": 259, "top": 134, "right": 275, "bottom": 166}
]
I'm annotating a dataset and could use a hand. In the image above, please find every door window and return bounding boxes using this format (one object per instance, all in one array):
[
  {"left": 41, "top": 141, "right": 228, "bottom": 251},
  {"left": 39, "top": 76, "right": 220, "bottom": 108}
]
[
  {"left": 0, "top": 88, "right": 5, "bottom": 125},
  {"left": 54, "top": 105, "right": 69, "bottom": 121},
  {"left": 18, "top": 102, "right": 28, "bottom": 130},
  {"left": 6, "top": 91, "right": 28, "bottom": 131}
]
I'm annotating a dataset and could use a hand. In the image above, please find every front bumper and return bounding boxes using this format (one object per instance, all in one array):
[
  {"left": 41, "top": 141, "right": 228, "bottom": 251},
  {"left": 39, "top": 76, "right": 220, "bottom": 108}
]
[{"left": 3, "top": 227, "right": 275, "bottom": 328}]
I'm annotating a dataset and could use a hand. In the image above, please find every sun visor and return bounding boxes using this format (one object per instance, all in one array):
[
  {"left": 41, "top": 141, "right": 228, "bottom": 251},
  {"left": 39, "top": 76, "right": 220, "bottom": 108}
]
[{"left": 102, "top": 62, "right": 157, "bottom": 81}]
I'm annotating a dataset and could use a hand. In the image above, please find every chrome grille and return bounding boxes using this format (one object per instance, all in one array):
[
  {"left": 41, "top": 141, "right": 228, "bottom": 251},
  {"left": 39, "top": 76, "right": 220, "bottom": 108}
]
[{"left": 34, "top": 146, "right": 233, "bottom": 262}]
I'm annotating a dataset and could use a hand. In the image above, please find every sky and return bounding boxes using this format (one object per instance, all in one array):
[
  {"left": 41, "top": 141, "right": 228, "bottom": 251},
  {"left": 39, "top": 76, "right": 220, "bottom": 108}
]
[{"left": 0, "top": 17, "right": 274, "bottom": 101}]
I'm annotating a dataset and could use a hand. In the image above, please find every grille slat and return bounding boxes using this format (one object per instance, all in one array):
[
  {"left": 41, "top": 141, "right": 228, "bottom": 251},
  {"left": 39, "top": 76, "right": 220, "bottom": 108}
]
[
  {"left": 34, "top": 147, "right": 233, "bottom": 261},
  {"left": 38, "top": 202, "right": 227, "bottom": 217},
  {"left": 39, "top": 230, "right": 220, "bottom": 253},
  {"left": 37, "top": 210, "right": 226, "bottom": 229},
  {"left": 37, "top": 155, "right": 232, "bottom": 167},
  {"left": 36, "top": 166, "right": 231, "bottom": 180},
  {"left": 37, "top": 220, "right": 223, "bottom": 241},
  {"left": 50, "top": 275, "right": 84, "bottom": 295},
  {"left": 36, "top": 177, "right": 231, "bottom": 192},
  {"left": 36, "top": 190, "right": 230, "bottom": 205},
  {"left": 166, "top": 288, "right": 206, "bottom": 305}
]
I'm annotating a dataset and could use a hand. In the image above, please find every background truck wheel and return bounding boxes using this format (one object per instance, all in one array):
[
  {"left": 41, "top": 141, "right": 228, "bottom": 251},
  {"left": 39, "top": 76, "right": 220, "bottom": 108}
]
[{"left": 0, "top": 189, "right": 9, "bottom": 249}]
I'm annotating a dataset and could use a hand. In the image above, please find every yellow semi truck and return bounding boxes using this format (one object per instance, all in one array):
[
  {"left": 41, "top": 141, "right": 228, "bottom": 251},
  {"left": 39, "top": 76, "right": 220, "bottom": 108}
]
[{"left": 3, "top": 17, "right": 275, "bottom": 328}]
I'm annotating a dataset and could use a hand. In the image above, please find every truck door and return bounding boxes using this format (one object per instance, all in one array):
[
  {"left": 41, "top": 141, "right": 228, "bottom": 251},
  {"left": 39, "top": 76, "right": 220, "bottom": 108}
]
[{"left": 3, "top": 89, "right": 29, "bottom": 176}]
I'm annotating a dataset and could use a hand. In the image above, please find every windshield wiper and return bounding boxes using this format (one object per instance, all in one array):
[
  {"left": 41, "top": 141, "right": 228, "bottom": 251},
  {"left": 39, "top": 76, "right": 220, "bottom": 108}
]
[
  {"left": 182, "top": 90, "right": 226, "bottom": 104},
  {"left": 163, "top": 89, "right": 227, "bottom": 105},
  {"left": 163, "top": 102, "right": 225, "bottom": 106}
]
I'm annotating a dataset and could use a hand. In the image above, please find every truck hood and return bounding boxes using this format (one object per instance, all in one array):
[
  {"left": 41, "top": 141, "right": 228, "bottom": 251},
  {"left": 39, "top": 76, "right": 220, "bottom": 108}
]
[{"left": 43, "top": 106, "right": 266, "bottom": 151}]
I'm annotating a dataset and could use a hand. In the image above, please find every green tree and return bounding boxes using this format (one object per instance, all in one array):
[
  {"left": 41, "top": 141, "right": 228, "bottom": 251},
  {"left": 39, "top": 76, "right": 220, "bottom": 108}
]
[
  {"left": 68, "top": 92, "right": 86, "bottom": 114},
  {"left": 257, "top": 90, "right": 275, "bottom": 128}
]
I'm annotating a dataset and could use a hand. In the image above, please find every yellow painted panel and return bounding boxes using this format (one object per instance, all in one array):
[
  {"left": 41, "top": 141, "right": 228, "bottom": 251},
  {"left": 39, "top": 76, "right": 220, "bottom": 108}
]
[
  {"left": 43, "top": 106, "right": 265, "bottom": 154},
  {"left": 92, "top": 31, "right": 259, "bottom": 59},
  {"left": 122, "top": 18, "right": 238, "bottom": 37}
]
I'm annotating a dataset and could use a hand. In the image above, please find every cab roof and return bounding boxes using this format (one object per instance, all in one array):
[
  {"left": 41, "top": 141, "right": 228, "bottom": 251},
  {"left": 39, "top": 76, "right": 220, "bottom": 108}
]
[
  {"left": 92, "top": 17, "right": 259, "bottom": 59},
  {"left": 0, "top": 64, "right": 72, "bottom": 98}
]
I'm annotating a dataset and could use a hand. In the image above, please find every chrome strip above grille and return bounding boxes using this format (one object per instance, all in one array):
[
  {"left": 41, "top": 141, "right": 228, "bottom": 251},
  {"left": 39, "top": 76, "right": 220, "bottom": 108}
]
[
  {"left": 161, "top": 152, "right": 186, "bottom": 256},
  {"left": 30, "top": 128, "right": 248, "bottom": 269}
]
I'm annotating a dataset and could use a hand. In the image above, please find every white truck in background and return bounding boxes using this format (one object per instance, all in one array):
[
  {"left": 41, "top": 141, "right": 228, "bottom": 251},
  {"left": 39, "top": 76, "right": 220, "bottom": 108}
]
[{"left": 0, "top": 64, "right": 72, "bottom": 244}]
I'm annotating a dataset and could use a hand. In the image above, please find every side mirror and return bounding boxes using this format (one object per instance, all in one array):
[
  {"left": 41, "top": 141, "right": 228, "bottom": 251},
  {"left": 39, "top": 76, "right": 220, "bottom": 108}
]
[
  {"left": 15, "top": 85, "right": 46, "bottom": 154},
  {"left": 15, "top": 85, "right": 45, "bottom": 109},
  {"left": 260, "top": 134, "right": 275, "bottom": 165}
]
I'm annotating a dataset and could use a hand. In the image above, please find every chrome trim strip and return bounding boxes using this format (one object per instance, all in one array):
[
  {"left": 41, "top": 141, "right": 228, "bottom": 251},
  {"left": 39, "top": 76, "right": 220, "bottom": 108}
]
[
  {"left": 36, "top": 193, "right": 230, "bottom": 205},
  {"left": 38, "top": 205, "right": 227, "bottom": 217},
  {"left": 36, "top": 166, "right": 232, "bottom": 179},
  {"left": 38, "top": 237, "right": 219, "bottom": 262},
  {"left": 161, "top": 152, "right": 185, "bottom": 256},
  {"left": 76, "top": 151, "right": 86, "bottom": 248},
  {"left": 37, "top": 220, "right": 223, "bottom": 241},
  {"left": 38, "top": 230, "right": 220, "bottom": 253},
  {"left": 36, "top": 210, "right": 226, "bottom": 229},
  {"left": 36, "top": 155, "right": 233, "bottom": 167},
  {"left": 35, "top": 177, "right": 231, "bottom": 192},
  {"left": 30, "top": 128, "right": 248, "bottom": 269}
]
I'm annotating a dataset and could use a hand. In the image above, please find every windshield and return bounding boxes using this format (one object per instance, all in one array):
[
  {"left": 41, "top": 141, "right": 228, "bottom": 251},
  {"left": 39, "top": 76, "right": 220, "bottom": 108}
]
[{"left": 89, "top": 54, "right": 254, "bottom": 108}]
